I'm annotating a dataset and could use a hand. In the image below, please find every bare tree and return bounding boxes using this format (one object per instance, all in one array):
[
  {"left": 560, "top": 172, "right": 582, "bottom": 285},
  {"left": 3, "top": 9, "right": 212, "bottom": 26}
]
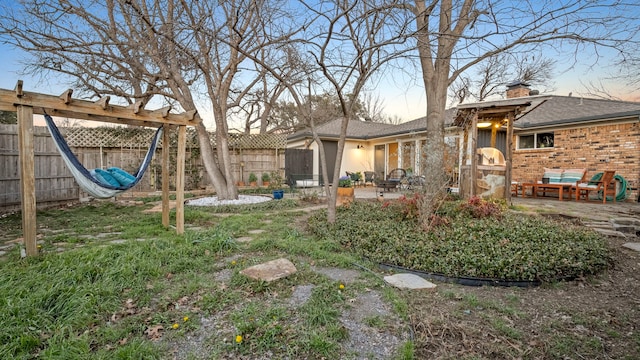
[
  {"left": 399, "top": 0, "right": 639, "bottom": 216},
  {"left": 239, "top": 0, "right": 412, "bottom": 222},
  {"left": 579, "top": 79, "right": 623, "bottom": 100},
  {"left": 360, "top": 92, "right": 388, "bottom": 122},
  {"left": 299, "top": 0, "right": 414, "bottom": 222},
  {"left": 449, "top": 53, "right": 556, "bottom": 105},
  {"left": 0, "top": 0, "right": 298, "bottom": 200},
  {"left": 596, "top": 39, "right": 640, "bottom": 98}
]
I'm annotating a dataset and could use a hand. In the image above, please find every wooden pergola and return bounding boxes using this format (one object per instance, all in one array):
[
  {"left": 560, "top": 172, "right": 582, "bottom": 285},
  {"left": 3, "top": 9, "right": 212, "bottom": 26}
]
[
  {"left": 0, "top": 81, "right": 201, "bottom": 257},
  {"left": 454, "top": 98, "right": 532, "bottom": 202}
]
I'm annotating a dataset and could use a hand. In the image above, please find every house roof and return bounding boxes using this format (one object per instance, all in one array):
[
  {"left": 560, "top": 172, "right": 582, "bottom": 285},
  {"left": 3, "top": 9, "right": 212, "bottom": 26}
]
[
  {"left": 513, "top": 95, "right": 640, "bottom": 129},
  {"left": 286, "top": 118, "right": 394, "bottom": 141},
  {"left": 287, "top": 109, "right": 457, "bottom": 141},
  {"left": 286, "top": 95, "right": 640, "bottom": 141}
]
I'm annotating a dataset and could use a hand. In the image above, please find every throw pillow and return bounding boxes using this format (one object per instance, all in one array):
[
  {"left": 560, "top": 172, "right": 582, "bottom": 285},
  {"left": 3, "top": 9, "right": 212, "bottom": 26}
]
[
  {"left": 107, "top": 167, "right": 137, "bottom": 186},
  {"left": 94, "top": 168, "right": 121, "bottom": 187},
  {"left": 543, "top": 168, "right": 563, "bottom": 183},
  {"left": 560, "top": 168, "right": 586, "bottom": 184}
]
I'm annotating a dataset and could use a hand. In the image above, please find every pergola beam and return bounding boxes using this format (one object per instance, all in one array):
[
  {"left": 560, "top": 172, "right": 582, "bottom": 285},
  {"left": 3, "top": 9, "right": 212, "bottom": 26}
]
[
  {"left": 2, "top": 81, "right": 198, "bottom": 257},
  {"left": 0, "top": 83, "right": 201, "bottom": 127}
]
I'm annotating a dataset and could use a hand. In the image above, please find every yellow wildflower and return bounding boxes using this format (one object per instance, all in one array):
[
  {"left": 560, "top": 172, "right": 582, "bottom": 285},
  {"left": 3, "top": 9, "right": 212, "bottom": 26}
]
[
  {"left": 172, "top": 323, "right": 179, "bottom": 329},
  {"left": 183, "top": 316, "right": 189, "bottom": 322},
  {"left": 231, "top": 260, "right": 237, "bottom": 265},
  {"left": 235, "top": 335, "right": 243, "bottom": 343},
  {"left": 339, "top": 284, "right": 345, "bottom": 290}
]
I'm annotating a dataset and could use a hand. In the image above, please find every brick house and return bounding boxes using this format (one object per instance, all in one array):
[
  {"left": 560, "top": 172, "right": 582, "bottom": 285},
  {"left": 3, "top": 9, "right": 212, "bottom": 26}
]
[
  {"left": 506, "top": 82, "right": 640, "bottom": 202},
  {"left": 287, "top": 82, "right": 640, "bottom": 201}
]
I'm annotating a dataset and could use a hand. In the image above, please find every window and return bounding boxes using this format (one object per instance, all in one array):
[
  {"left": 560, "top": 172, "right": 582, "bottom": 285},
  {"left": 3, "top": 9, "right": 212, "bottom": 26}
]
[
  {"left": 518, "top": 132, "right": 554, "bottom": 149},
  {"left": 401, "top": 141, "right": 415, "bottom": 173}
]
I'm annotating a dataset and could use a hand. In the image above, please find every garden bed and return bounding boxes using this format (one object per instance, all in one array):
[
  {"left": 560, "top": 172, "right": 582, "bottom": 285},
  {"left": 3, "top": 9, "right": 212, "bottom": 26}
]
[{"left": 307, "top": 199, "right": 614, "bottom": 283}]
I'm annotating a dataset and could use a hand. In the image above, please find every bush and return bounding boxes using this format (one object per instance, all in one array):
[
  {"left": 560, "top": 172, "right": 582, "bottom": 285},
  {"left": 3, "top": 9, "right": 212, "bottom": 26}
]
[
  {"left": 307, "top": 200, "right": 612, "bottom": 282},
  {"left": 338, "top": 176, "right": 352, "bottom": 187},
  {"left": 458, "top": 195, "right": 505, "bottom": 219}
]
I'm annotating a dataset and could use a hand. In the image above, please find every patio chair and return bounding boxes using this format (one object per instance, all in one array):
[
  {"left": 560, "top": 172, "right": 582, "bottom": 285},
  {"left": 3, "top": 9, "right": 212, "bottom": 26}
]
[
  {"left": 376, "top": 168, "right": 406, "bottom": 192},
  {"left": 386, "top": 168, "right": 406, "bottom": 182},
  {"left": 364, "top": 171, "right": 376, "bottom": 187},
  {"left": 574, "top": 170, "right": 616, "bottom": 203}
]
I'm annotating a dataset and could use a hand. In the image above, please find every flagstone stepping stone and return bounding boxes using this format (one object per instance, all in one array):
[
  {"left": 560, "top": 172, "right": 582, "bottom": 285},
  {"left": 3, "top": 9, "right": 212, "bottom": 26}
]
[
  {"left": 143, "top": 201, "right": 176, "bottom": 213},
  {"left": 235, "top": 236, "right": 253, "bottom": 243},
  {"left": 384, "top": 273, "right": 437, "bottom": 290},
  {"left": 343, "top": 291, "right": 390, "bottom": 322},
  {"left": 622, "top": 243, "right": 640, "bottom": 252},
  {"left": 0, "top": 250, "right": 7, "bottom": 256},
  {"left": 78, "top": 232, "right": 123, "bottom": 239},
  {"left": 240, "top": 258, "right": 297, "bottom": 282},
  {"left": 248, "top": 229, "right": 265, "bottom": 235},
  {"left": 611, "top": 218, "right": 640, "bottom": 235},
  {"left": 214, "top": 268, "right": 233, "bottom": 283},
  {"left": 289, "top": 284, "right": 315, "bottom": 307},
  {"left": 109, "top": 239, "right": 127, "bottom": 244},
  {"left": 312, "top": 266, "right": 361, "bottom": 284},
  {"left": 591, "top": 228, "right": 626, "bottom": 238}
]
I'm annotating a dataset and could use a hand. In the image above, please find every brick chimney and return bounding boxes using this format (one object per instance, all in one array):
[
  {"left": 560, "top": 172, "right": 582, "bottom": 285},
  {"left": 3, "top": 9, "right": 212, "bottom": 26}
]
[{"left": 506, "top": 80, "right": 531, "bottom": 98}]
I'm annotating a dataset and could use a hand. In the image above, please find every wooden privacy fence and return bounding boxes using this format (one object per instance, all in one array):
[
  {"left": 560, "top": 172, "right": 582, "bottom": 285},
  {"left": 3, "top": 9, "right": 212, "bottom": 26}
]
[{"left": 0, "top": 124, "right": 287, "bottom": 213}]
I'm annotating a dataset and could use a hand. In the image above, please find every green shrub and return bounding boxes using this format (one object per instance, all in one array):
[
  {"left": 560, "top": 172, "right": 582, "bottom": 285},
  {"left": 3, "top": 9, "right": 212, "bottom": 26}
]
[{"left": 308, "top": 200, "right": 613, "bottom": 282}]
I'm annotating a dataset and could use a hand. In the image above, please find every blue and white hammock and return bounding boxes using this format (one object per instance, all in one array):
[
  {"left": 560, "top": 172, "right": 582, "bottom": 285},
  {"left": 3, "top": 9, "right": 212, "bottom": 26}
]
[{"left": 44, "top": 114, "right": 162, "bottom": 198}]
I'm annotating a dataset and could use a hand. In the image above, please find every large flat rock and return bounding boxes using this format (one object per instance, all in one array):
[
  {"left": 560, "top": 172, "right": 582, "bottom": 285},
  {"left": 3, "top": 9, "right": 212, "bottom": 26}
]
[
  {"left": 622, "top": 243, "right": 640, "bottom": 252},
  {"left": 384, "top": 273, "right": 437, "bottom": 290},
  {"left": 240, "top": 258, "right": 297, "bottom": 282}
]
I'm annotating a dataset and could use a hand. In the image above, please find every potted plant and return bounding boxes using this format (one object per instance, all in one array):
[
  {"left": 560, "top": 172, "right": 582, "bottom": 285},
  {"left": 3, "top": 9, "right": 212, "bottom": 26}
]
[
  {"left": 337, "top": 175, "right": 354, "bottom": 205},
  {"left": 261, "top": 172, "right": 271, "bottom": 187},
  {"left": 349, "top": 171, "right": 363, "bottom": 186},
  {"left": 248, "top": 172, "right": 258, "bottom": 187},
  {"left": 269, "top": 171, "right": 285, "bottom": 199}
]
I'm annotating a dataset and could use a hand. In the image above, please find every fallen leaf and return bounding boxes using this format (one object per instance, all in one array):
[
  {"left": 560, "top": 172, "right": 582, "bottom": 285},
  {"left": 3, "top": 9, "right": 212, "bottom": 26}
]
[{"left": 144, "top": 325, "right": 164, "bottom": 340}]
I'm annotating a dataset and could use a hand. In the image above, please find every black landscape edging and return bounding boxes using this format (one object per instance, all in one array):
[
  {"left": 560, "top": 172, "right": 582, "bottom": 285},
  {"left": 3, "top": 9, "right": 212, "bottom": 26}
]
[{"left": 378, "top": 262, "right": 542, "bottom": 288}]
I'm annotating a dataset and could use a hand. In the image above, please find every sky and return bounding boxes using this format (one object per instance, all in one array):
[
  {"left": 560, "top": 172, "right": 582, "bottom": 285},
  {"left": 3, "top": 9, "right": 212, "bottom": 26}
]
[{"left": 1, "top": 25, "right": 638, "bottom": 128}]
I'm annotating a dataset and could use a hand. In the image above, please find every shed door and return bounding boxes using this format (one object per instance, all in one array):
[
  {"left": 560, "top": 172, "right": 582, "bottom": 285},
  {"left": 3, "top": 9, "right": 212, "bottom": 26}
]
[
  {"left": 285, "top": 148, "right": 312, "bottom": 180},
  {"left": 320, "top": 140, "right": 338, "bottom": 182}
]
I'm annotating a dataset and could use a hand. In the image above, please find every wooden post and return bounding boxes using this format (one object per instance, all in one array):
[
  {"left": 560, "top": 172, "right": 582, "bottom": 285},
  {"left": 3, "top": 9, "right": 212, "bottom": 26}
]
[
  {"left": 470, "top": 110, "right": 478, "bottom": 197},
  {"left": 17, "top": 105, "right": 37, "bottom": 256},
  {"left": 175, "top": 125, "right": 186, "bottom": 234},
  {"left": 505, "top": 111, "right": 515, "bottom": 203},
  {"left": 161, "top": 125, "right": 170, "bottom": 228}
]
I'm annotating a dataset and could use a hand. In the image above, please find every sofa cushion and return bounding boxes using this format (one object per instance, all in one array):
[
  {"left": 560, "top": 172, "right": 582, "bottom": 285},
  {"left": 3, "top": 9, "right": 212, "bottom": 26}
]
[
  {"left": 543, "top": 168, "right": 563, "bottom": 183},
  {"left": 560, "top": 168, "right": 586, "bottom": 184}
]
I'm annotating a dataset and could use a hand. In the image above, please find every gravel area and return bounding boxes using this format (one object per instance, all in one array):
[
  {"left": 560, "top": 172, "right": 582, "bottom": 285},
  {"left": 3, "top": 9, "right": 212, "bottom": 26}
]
[{"left": 185, "top": 195, "right": 272, "bottom": 206}]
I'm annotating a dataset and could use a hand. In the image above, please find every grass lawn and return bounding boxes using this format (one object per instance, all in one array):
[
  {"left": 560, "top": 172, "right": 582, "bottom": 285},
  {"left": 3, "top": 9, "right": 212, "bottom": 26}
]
[{"left": 0, "top": 196, "right": 638, "bottom": 359}]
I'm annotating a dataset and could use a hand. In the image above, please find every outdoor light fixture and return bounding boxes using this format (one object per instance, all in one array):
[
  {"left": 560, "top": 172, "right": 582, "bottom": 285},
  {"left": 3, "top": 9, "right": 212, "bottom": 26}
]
[
  {"left": 477, "top": 121, "right": 492, "bottom": 128},
  {"left": 357, "top": 144, "right": 365, "bottom": 149}
]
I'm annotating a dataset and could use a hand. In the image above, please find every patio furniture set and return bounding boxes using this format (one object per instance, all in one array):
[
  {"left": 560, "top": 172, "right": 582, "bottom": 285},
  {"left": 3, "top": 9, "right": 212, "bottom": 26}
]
[{"left": 513, "top": 169, "right": 617, "bottom": 203}]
